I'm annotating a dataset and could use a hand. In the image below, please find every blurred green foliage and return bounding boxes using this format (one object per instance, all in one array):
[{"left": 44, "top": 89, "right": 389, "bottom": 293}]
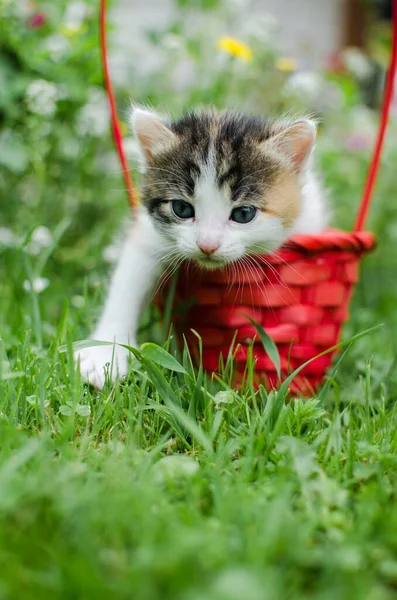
[{"left": 1, "top": 2, "right": 397, "bottom": 597}]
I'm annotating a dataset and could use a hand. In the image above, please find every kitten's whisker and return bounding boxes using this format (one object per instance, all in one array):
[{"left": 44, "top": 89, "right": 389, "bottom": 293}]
[
  {"left": 242, "top": 257, "right": 255, "bottom": 310},
  {"left": 225, "top": 262, "right": 235, "bottom": 296},
  {"left": 246, "top": 256, "right": 275, "bottom": 315},
  {"left": 269, "top": 250, "right": 305, "bottom": 281},
  {"left": 247, "top": 255, "right": 295, "bottom": 311},
  {"left": 152, "top": 255, "right": 186, "bottom": 298},
  {"left": 249, "top": 252, "right": 290, "bottom": 291}
]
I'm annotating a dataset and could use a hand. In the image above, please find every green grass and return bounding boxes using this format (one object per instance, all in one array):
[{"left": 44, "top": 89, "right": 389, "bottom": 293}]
[
  {"left": 4, "top": 0, "right": 397, "bottom": 595},
  {"left": 2, "top": 131, "right": 397, "bottom": 600},
  {"left": 1, "top": 235, "right": 397, "bottom": 600},
  {"left": 2, "top": 328, "right": 397, "bottom": 600}
]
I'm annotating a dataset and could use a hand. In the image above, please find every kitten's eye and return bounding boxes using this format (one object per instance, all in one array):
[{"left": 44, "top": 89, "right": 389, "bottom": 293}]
[
  {"left": 230, "top": 206, "right": 257, "bottom": 224},
  {"left": 171, "top": 200, "right": 195, "bottom": 220}
]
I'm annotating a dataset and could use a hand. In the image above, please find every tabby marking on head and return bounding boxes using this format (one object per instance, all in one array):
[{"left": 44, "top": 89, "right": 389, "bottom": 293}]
[{"left": 74, "top": 107, "right": 328, "bottom": 388}]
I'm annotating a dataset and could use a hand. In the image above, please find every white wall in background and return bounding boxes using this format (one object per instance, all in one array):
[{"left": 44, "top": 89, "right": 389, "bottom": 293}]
[{"left": 110, "top": 0, "right": 344, "bottom": 83}]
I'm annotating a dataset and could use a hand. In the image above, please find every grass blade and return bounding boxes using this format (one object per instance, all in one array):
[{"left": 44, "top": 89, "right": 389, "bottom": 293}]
[
  {"left": 278, "top": 324, "right": 383, "bottom": 400},
  {"left": 141, "top": 343, "right": 187, "bottom": 374},
  {"left": 246, "top": 315, "right": 281, "bottom": 379}
]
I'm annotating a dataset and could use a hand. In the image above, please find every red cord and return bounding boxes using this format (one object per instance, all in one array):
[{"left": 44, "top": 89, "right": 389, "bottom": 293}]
[
  {"left": 100, "top": 0, "right": 396, "bottom": 227},
  {"left": 354, "top": 0, "right": 397, "bottom": 231},
  {"left": 100, "top": 0, "right": 137, "bottom": 211}
]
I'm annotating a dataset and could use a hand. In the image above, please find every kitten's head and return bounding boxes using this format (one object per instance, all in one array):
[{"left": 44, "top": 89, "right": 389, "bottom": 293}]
[{"left": 131, "top": 107, "right": 316, "bottom": 269}]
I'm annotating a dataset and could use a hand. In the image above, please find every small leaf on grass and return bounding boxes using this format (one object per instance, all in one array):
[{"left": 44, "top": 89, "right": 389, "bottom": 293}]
[
  {"left": 213, "top": 391, "right": 235, "bottom": 407},
  {"left": 246, "top": 316, "right": 281, "bottom": 379},
  {"left": 140, "top": 343, "right": 187, "bottom": 374},
  {"left": 59, "top": 403, "right": 90, "bottom": 417},
  {"left": 59, "top": 339, "right": 114, "bottom": 353},
  {"left": 26, "top": 395, "right": 50, "bottom": 408},
  {"left": 59, "top": 405, "right": 74, "bottom": 416},
  {"left": 76, "top": 404, "right": 91, "bottom": 417},
  {"left": 126, "top": 348, "right": 182, "bottom": 406}
]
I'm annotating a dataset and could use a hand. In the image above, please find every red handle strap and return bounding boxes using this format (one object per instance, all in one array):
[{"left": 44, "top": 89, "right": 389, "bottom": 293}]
[
  {"left": 100, "top": 0, "right": 397, "bottom": 229},
  {"left": 354, "top": 0, "right": 397, "bottom": 231},
  {"left": 99, "top": 0, "right": 137, "bottom": 211}
]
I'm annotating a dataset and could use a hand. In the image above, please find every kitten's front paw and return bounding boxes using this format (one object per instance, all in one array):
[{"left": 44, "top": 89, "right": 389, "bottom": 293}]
[{"left": 75, "top": 343, "right": 132, "bottom": 389}]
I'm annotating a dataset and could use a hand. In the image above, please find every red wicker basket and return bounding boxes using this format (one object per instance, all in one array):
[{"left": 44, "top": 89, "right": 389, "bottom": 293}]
[
  {"left": 170, "top": 230, "right": 375, "bottom": 394},
  {"left": 100, "top": 0, "right": 396, "bottom": 394}
]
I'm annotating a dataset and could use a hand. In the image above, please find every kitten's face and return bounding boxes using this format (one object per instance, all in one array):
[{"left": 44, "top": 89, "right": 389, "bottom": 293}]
[{"left": 132, "top": 109, "right": 315, "bottom": 269}]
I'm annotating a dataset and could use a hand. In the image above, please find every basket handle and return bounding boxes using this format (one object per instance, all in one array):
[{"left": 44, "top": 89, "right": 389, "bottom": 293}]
[
  {"left": 100, "top": 0, "right": 138, "bottom": 212},
  {"left": 354, "top": 0, "right": 397, "bottom": 231},
  {"left": 100, "top": 0, "right": 397, "bottom": 228}
]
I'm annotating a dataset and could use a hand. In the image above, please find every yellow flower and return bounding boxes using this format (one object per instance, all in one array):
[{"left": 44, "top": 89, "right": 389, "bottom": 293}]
[
  {"left": 274, "top": 57, "right": 298, "bottom": 72},
  {"left": 217, "top": 36, "right": 253, "bottom": 63}
]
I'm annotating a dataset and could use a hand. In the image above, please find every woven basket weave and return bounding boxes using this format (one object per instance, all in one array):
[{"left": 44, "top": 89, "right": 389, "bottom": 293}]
[
  {"left": 169, "top": 230, "right": 375, "bottom": 394},
  {"left": 99, "top": 0, "right": 396, "bottom": 395}
]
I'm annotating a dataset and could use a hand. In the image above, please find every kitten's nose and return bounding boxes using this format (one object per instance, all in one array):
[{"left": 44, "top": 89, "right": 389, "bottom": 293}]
[{"left": 198, "top": 242, "right": 220, "bottom": 256}]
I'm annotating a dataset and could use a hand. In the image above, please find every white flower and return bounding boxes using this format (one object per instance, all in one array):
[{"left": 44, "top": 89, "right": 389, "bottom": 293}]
[
  {"left": 23, "top": 278, "right": 50, "bottom": 293},
  {"left": 0, "top": 227, "right": 16, "bottom": 248},
  {"left": 25, "top": 226, "right": 53, "bottom": 255},
  {"left": 76, "top": 87, "right": 109, "bottom": 137},
  {"left": 26, "top": 79, "right": 58, "bottom": 116},
  {"left": 25, "top": 242, "right": 41, "bottom": 255},
  {"left": 342, "top": 47, "right": 372, "bottom": 80},
  {"left": 31, "top": 226, "right": 53, "bottom": 248},
  {"left": 25, "top": 243, "right": 39, "bottom": 255},
  {"left": 285, "top": 71, "right": 323, "bottom": 102},
  {"left": 71, "top": 295, "right": 86, "bottom": 308},
  {"left": 242, "top": 12, "right": 278, "bottom": 41},
  {"left": 162, "top": 33, "right": 184, "bottom": 52},
  {"left": 62, "top": 138, "right": 80, "bottom": 158},
  {"left": 42, "top": 34, "right": 70, "bottom": 61},
  {"left": 64, "top": 1, "right": 88, "bottom": 31}
]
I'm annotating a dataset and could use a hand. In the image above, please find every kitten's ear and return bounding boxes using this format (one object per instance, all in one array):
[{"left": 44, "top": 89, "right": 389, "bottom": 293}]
[
  {"left": 130, "top": 107, "right": 176, "bottom": 166},
  {"left": 262, "top": 119, "right": 316, "bottom": 172}
]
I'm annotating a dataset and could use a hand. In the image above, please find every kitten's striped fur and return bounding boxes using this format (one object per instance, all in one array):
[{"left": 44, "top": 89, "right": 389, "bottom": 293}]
[{"left": 75, "top": 108, "right": 328, "bottom": 388}]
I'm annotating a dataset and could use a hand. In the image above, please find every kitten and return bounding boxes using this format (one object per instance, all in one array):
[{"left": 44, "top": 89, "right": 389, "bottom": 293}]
[{"left": 75, "top": 108, "right": 328, "bottom": 388}]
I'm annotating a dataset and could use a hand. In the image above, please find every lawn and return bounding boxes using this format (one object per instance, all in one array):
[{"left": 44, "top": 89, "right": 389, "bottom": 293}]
[{"left": 2, "top": 1, "right": 397, "bottom": 598}]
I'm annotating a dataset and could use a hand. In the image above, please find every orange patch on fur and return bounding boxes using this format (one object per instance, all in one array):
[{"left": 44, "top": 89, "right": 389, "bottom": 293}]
[{"left": 260, "top": 172, "right": 301, "bottom": 227}]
